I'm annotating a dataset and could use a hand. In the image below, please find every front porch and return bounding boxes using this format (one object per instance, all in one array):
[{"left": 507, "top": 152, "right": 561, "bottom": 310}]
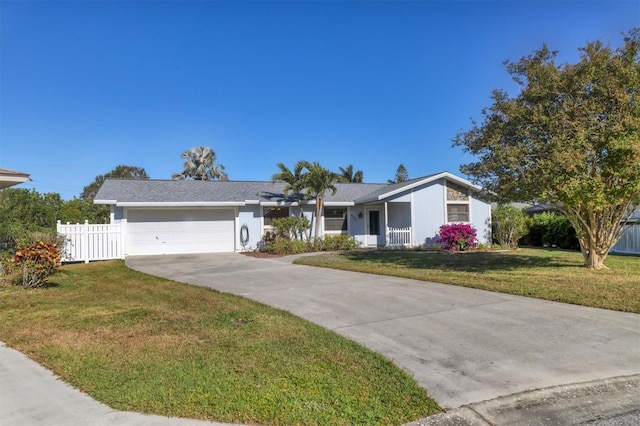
[{"left": 362, "top": 201, "right": 413, "bottom": 248}]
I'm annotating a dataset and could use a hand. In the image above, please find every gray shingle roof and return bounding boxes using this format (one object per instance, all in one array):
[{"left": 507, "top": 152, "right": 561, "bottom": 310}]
[
  {"left": 94, "top": 179, "right": 388, "bottom": 205},
  {"left": 94, "top": 172, "right": 476, "bottom": 206},
  {"left": 354, "top": 173, "right": 440, "bottom": 203}
]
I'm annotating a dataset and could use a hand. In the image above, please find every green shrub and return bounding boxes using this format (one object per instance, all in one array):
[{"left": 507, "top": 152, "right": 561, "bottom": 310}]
[
  {"left": 260, "top": 232, "right": 360, "bottom": 254},
  {"left": 258, "top": 231, "right": 277, "bottom": 252},
  {"left": 272, "top": 216, "right": 311, "bottom": 240},
  {"left": 271, "top": 238, "right": 309, "bottom": 255},
  {"left": 492, "top": 205, "right": 529, "bottom": 249},
  {"left": 321, "top": 234, "right": 361, "bottom": 251},
  {"left": 524, "top": 212, "right": 579, "bottom": 250}
]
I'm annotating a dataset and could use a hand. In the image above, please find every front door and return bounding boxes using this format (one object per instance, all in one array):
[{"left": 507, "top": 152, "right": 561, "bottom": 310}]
[{"left": 366, "top": 208, "right": 382, "bottom": 246}]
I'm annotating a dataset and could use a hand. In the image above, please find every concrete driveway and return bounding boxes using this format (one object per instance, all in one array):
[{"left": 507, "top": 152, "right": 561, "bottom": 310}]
[{"left": 126, "top": 253, "right": 640, "bottom": 410}]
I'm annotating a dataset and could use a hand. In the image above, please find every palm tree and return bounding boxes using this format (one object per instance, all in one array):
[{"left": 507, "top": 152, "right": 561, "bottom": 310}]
[
  {"left": 338, "top": 164, "right": 364, "bottom": 183},
  {"left": 303, "top": 161, "right": 339, "bottom": 239},
  {"left": 172, "top": 146, "right": 228, "bottom": 181},
  {"left": 272, "top": 161, "right": 308, "bottom": 216}
]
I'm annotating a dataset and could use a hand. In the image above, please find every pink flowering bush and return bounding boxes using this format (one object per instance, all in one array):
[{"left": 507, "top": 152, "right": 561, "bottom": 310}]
[{"left": 436, "top": 224, "right": 478, "bottom": 251}]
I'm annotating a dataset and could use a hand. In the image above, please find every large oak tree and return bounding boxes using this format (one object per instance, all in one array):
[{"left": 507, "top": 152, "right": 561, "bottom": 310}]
[{"left": 454, "top": 29, "right": 640, "bottom": 269}]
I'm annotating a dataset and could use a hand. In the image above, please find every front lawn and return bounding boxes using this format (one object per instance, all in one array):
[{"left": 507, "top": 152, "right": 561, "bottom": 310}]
[
  {"left": 294, "top": 248, "right": 640, "bottom": 313},
  {"left": 0, "top": 261, "right": 439, "bottom": 425}
]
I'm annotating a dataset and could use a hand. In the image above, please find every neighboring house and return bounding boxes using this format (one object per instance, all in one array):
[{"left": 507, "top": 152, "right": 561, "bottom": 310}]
[
  {"left": 0, "top": 168, "right": 31, "bottom": 189},
  {"left": 611, "top": 207, "right": 640, "bottom": 255},
  {"left": 524, "top": 203, "right": 559, "bottom": 215},
  {"left": 93, "top": 171, "right": 492, "bottom": 256}
]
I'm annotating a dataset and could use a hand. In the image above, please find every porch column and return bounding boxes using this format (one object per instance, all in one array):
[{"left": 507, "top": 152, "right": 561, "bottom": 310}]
[
  {"left": 384, "top": 201, "right": 389, "bottom": 247},
  {"left": 410, "top": 192, "right": 415, "bottom": 246}
]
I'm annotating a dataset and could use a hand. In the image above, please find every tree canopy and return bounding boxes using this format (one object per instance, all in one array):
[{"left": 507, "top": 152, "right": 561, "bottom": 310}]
[
  {"left": 172, "top": 146, "right": 227, "bottom": 181},
  {"left": 81, "top": 165, "right": 149, "bottom": 201},
  {"left": 388, "top": 164, "right": 409, "bottom": 184},
  {"left": 302, "top": 161, "right": 339, "bottom": 239},
  {"left": 338, "top": 165, "right": 364, "bottom": 183},
  {"left": 272, "top": 161, "right": 309, "bottom": 216},
  {"left": 454, "top": 29, "right": 640, "bottom": 269},
  {"left": 0, "top": 189, "right": 108, "bottom": 247}
]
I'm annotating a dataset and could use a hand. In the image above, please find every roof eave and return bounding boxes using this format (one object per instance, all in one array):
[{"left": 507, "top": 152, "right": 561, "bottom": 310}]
[
  {"left": 375, "top": 172, "right": 482, "bottom": 201},
  {"left": 115, "top": 201, "right": 246, "bottom": 207},
  {"left": 324, "top": 201, "right": 355, "bottom": 206},
  {"left": 94, "top": 199, "right": 117, "bottom": 205}
]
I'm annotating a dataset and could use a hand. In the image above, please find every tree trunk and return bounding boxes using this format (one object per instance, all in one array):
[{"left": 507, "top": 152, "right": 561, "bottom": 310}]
[
  {"left": 314, "top": 198, "right": 323, "bottom": 241},
  {"left": 578, "top": 235, "right": 609, "bottom": 270},
  {"left": 565, "top": 208, "right": 625, "bottom": 270},
  {"left": 582, "top": 249, "right": 608, "bottom": 270}
]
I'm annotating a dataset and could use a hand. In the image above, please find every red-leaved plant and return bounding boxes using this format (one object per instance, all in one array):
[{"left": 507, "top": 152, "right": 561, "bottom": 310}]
[
  {"left": 436, "top": 224, "right": 478, "bottom": 251},
  {"left": 10, "top": 241, "right": 61, "bottom": 288}
]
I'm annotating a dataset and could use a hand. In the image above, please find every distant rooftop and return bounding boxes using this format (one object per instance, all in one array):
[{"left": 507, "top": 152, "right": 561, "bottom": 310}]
[{"left": 0, "top": 168, "right": 31, "bottom": 190}]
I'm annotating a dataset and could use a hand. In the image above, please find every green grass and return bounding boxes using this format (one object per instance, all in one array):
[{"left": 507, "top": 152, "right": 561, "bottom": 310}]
[
  {"left": 0, "top": 261, "right": 439, "bottom": 425},
  {"left": 294, "top": 248, "right": 640, "bottom": 313}
]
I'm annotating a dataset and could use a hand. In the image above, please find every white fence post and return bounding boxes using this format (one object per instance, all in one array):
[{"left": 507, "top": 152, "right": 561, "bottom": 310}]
[
  {"left": 120, "top": 218, "right": 127, "bottom": 258},
  {"left": 83, "top": 220, "right": 90, "bottom": 263}
]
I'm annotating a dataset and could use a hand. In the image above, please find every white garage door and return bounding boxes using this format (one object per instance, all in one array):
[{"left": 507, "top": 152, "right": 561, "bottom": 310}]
[{"left": 126, "top": 208, "right": 235, "bottom": 255}]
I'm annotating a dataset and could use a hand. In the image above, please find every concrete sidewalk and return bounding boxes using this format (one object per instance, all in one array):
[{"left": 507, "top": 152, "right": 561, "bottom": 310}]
[{"left": 0, "top": 342, "right": 241, "bottom": 426}]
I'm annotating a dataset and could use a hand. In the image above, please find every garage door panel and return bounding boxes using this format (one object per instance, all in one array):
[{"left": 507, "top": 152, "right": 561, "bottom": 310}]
[{"left": 127, "top": 209, "right": 235, "bottom": 255}]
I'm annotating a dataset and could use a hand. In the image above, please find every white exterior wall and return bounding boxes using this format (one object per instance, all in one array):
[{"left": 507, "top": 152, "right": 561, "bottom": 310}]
[
  {"left": 348, "top": 207, "right": 366, "bottom": 246},
  {"left": 290, "top": 205, "right": 317, "bottom": 238},
  {"left": 471, "top": 196, "right": 492, "bottom": 245},
  {"left": 113, "top": 206, "right": 125, "bottom": 223},
  {"left": 237, "top": 205, "right": 262, "bottom": 251},
  {"left": 411, "top": 179, "right": 446, "bottom": 246},
  {"left": 371, "top": 178, "right": 491, "bottom": 247}
]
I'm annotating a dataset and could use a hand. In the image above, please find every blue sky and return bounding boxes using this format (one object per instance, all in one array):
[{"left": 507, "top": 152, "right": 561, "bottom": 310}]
[{"left": 1, "top": 0, "right": 638, "bottom": 200}]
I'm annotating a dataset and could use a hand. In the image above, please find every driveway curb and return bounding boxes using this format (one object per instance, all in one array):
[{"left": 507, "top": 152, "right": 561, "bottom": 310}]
[{"left": 404, "top": 374, "right": 640, "bottom": 425}]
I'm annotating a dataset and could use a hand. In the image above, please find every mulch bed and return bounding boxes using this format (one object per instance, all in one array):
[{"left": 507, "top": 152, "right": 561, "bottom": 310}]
[{"left": 239, "top": 251, "right": 285, "bottom": 258}]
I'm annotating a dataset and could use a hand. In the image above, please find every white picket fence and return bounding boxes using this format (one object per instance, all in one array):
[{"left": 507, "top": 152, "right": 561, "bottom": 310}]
[{"left": 57, "top": 221, "right": 125, "bottom": 263}]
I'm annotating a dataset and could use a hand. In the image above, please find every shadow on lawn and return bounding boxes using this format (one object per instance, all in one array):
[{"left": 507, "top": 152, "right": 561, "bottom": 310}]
[{"left": 341, "top": 250, "right": 579, "bottom": 273}]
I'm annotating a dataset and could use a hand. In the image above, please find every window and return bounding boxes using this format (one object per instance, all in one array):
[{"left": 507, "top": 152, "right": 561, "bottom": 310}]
[
  {"left": 446, "top": 181, "right": 470, "bottom": 222},
  {"left": 447, "top": 204, "right": 469, "bottom": 222},
  {"left": 263, "top": 207, "right": 289, "bottom": 226},
  {"left": 324, "top": 208, "right": 347, "bottom": 232}
]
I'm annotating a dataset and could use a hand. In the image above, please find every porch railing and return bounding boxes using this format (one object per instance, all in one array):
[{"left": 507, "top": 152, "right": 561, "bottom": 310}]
[{"left": 387, "top": 226, "right": 411, "bottom": 247}]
